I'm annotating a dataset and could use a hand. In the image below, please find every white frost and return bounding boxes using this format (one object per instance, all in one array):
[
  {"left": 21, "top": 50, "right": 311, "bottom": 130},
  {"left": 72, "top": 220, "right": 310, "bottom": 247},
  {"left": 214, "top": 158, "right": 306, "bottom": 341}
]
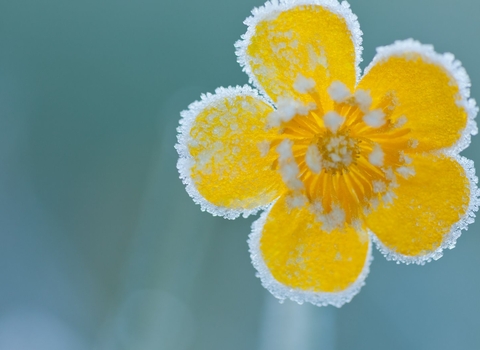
[
  {"left": 368, "top": 143, "right": 384, "bottom": 167},
  {"left": 320, "top": 206, "right": 346, "bottom": 232},
  {"left": 327, "top": 81, "right": 351, "bottom": 103},
  {"left": 323, "top": 111, "right": 344, "bottom": 133},
  {"left": 311, "top": 201, "right": 346, "bottom": 232},
  {"left": 293, "top": 73, "right": 316, "bottom": 94},
  {"left": 257, "top": 140, "right": 271, "bottom": 157},
  {"left": 381, "top": 191, "right": 396, "bottom": 205},
  {"left": 354, "top": 89, "right": 372, "bottom": 113},
  {"left": 372, "top": 180, "right": 386, "bottom": 194},
  {"left": 305, "top": 144, "right": 322, "bottom": 173},
  {"left": 363, "top": 109, "right": 385, "bottom": 127},
  {"left": 396, "top": 166, "right": 415, "bottom": 179},
  {"left": 286, "top": 192, "right": 308, "bottom": 209},
  {"left": 395, "top": 115, "right": 408, "bottom": 128},
  {"left": 400, "top": 153, "right": 412, "bottom": 164},
  {"left": 268, "top": 97, "right": 316, "bottom": 127},
  {"left": 276, "top": 139, "right": 304, "bottom": 190}
]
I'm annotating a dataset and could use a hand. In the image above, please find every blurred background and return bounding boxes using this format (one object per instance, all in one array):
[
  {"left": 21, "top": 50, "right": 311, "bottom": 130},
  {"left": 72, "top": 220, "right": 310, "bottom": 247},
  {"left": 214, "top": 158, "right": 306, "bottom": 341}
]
[{"left": 0, "top": 0, "right": 479, "bottom": 349}]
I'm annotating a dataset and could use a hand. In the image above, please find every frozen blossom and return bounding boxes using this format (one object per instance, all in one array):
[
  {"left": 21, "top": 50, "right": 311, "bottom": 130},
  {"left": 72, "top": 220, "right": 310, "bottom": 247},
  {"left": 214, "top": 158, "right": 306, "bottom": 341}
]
[{"left": 176, "top": 0, "right": 479, "bottom": 308}]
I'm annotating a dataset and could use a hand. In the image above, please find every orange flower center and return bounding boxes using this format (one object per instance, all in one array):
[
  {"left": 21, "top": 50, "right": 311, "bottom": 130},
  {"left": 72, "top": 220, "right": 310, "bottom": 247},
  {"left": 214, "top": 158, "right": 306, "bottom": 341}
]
[{"left": 271, "top": 81, "right": 415, "bottom": 229}]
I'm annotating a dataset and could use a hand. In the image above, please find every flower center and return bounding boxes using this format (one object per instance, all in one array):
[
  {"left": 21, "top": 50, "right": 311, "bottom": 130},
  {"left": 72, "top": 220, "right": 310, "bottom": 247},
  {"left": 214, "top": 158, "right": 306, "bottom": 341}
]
[
  {"left": 316, "top": 130, "right": 360, "bottom": 174},
  {"left": 269, "top": 80, "right": 415, "bottom": 230}
]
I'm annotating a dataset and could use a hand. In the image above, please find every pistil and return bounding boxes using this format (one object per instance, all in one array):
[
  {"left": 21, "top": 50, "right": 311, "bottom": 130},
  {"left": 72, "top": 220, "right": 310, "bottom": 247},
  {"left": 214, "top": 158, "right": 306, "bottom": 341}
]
[{"left": 314, "top": 129, "right": 360, "bottom": 175}]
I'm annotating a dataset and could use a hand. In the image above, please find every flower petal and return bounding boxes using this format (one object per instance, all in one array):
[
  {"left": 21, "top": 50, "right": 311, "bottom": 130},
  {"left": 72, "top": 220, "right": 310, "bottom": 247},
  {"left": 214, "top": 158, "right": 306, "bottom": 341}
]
[
  {"left": 176, "top": 86, "right": 285, "bottom": 219},
  {"left": 249, "top": 195, "right": 371, "bottom": 307},
  {"left": 236, "top": 0, "right": 362, "bottom": 107},
  {"left": 366, "top": 153, "right": 479, "bottom": 264},
  {"left": 358, "top": 39, "right": 478, "bottom": 153}
]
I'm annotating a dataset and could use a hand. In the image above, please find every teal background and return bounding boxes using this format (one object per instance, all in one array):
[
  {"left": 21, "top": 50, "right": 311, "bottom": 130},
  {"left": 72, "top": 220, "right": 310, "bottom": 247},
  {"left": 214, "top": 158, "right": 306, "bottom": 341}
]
[{"left": 0, "top": 0, "right": 479, "bottom": 349}]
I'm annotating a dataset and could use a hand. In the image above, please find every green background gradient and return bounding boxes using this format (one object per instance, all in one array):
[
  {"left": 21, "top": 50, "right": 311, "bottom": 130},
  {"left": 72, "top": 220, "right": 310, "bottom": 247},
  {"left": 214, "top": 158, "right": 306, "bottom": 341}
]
[{"left": 0, "top": 0, "right": 479, "bottom": 349}]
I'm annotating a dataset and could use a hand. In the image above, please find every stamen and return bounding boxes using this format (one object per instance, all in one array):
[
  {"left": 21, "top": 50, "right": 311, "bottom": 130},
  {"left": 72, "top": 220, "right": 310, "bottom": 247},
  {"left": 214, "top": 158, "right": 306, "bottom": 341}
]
[{"left": 316, "top": 130, "right": 360, "bottom": 174}]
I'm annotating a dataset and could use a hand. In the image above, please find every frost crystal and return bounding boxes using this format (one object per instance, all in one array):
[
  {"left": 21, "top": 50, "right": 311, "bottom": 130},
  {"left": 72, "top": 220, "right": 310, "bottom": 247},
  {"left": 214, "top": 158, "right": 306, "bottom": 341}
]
[
  {"left": 305, "top": 144, "right": 322, "bottom": 173},
  {"left": 268, "top": 98, "right": 316, "bottom": 127},
  {"left": 363, "top": 109, "right": 385, "bottom": 127},
  {"left": 368, "top": 144, "right": 384, "bottom": 167},
  {"left": 323, "top": 111, "right": 344, "bottom": 132},
  {"left": 327, "top": 81, "right": 351, "bottom": 102},
  {"left": 354, "top": 89, "right": 372, "bottom": 112},
  {"left": 396, "top": 166, "right": 415, "bottom": 179},
  {"left": 294, "top": 73, "right": 316, "bottom": 93},
  {"left": 277, "top": 139, "right": 304, "bottom": 190}
]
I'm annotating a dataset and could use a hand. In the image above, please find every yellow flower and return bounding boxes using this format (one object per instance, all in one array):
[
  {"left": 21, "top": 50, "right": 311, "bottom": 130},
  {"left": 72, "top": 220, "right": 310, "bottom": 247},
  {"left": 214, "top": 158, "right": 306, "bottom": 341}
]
[{"left": 176, "top": 0, "right": 479, "bottom": 307}]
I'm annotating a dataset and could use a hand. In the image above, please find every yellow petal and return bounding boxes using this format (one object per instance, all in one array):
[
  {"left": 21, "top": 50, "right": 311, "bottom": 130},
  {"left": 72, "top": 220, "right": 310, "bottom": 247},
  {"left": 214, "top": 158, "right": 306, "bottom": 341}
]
[
  {"left": 366, "top": 153, "right": 476, "bottom": 263},
  {"left": 249, "top": 195, "right": 371, "bottom": 307},
  {"left": 358, "top": 40, "right": 477, "bottom": 153},
  {"left": 236, "top": 1, "right": 361, "bottom": 110},
  {"left": 177, "top": 86, "right": 285, "bottom": 219}
]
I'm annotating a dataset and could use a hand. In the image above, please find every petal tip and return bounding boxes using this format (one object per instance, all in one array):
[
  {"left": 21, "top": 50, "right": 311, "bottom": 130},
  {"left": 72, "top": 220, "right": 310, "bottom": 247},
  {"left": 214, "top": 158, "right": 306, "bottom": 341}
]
[
  {"left": 235, "top": 0, "right": 364, "bottom": 99},
  {"left": 248, "top": 205, "right": 373, "bottom": 307}
]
